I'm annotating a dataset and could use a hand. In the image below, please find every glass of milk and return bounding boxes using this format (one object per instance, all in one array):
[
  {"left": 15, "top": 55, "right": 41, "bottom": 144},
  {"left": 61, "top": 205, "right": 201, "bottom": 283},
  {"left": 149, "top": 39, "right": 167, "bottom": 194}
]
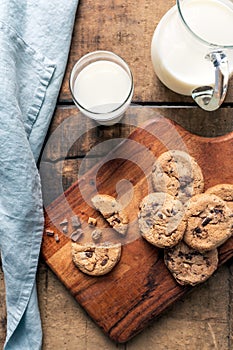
[
  {"left": 151, "top": 0, "right": 233, "bottom": 111},
  {"left": 70, "top": 51, "right": 134, "bottom": 125}
]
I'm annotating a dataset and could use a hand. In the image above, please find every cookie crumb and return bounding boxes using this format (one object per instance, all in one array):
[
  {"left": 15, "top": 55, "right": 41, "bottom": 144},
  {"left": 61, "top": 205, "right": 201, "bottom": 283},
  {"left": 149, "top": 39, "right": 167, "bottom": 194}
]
[
  {"left": 91, "top": 229, "right": 102, "bottom": 242},
  {"left": 46, "top": 229, "right": 54, "bottom": 237},
  {"left": 71, "top": 229, "right": 83, "bottom": 242},
  {"left": 59, "top": 218, "right": 69, "bottom": 234},
  {"left": 62, "top": 226, "right": 68, "bottom": 234},
  {"left": 71, "top": 215, "right": 81, "bottom": 229},
  {"left": 59, "top": 218, "right": 68, "bottom": 226},
  {"left": 54, "top": 234, "right": 60, "bottom": 243},
  {"left": 88, "top": 217, "right": 97, "bottom": 226}
]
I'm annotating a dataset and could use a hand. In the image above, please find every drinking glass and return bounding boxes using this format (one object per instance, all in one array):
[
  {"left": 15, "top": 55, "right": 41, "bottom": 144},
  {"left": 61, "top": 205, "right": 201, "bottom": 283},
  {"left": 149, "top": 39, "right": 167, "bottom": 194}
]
[{"left": 70, "top": 50, "right": 134, "bottom": 125}]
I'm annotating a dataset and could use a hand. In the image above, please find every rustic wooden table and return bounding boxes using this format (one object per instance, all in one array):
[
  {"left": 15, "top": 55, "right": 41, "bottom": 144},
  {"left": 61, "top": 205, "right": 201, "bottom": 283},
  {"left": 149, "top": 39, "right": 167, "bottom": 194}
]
[{"left": 1, "top": 0, "right": 233, "bottom": 349}]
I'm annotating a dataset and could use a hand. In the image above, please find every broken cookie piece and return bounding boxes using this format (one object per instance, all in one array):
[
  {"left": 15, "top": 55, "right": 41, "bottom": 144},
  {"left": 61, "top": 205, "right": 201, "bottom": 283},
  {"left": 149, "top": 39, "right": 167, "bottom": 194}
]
[
  {"left": 71, "top": 242, "right": 121, "bottom": 276},
  {"left": 91, "top": 194, "right": 128, "bottom": 236}
]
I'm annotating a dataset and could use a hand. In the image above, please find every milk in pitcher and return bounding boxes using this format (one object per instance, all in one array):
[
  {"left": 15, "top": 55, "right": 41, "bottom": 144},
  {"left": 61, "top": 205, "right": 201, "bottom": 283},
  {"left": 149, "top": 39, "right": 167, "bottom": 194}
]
[{"left": 151, "top": 0, "right": 233, "bottom": 95}]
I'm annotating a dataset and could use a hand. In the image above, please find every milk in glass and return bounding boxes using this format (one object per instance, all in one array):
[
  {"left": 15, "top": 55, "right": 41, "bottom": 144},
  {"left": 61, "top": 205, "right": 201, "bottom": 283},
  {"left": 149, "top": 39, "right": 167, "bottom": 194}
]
[{"left": 73, "top": 60, "right": 132, "bottom": 118}]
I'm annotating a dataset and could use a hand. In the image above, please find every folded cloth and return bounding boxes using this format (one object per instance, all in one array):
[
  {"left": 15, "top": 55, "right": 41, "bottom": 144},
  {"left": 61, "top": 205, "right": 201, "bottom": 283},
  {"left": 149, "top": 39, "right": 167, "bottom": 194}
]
[{"left": 0, "top": 1, "right": 79, "bottom": 349}]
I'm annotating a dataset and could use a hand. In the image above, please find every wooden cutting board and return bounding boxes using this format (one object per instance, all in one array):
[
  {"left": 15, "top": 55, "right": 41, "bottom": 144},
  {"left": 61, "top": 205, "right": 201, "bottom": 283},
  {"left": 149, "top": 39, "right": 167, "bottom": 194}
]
[{"left": 42, "top": 115, "right": 233, "bottom": 343}]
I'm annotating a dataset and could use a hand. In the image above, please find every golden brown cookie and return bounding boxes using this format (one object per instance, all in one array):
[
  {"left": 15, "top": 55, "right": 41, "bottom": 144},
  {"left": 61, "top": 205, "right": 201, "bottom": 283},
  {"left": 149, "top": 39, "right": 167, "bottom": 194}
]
[
  {"left": 71, "top": 242, "right": 121, "bottom": 276},
  {"left": 91, "top": 194, "right": 128, "bottom": 235},
  {"left": 164, "top": 241, "right": 218, "bottom": 286},
  {"left": 151, "top": 150, "right": 204, "bottom": 203},
  {"left": 138, "top": 192, "right": 186, "bottom": 248},
  {"left": 184, "top": 193, "right": 233, "bottom": 252},
  {"left": 206, "top": 183, "right": 233, "bottom": 211}
]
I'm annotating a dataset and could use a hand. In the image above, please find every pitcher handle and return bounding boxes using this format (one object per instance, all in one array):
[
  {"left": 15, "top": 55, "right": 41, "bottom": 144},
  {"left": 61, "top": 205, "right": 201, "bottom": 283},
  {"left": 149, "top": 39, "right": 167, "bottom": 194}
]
[{"left": 191, "top": 50, "right": 229, "bottom": 111}]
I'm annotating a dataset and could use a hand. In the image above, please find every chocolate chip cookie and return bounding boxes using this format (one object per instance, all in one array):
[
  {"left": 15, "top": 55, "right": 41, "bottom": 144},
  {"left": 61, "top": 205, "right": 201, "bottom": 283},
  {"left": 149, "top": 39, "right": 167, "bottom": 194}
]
[
  {"left": 91, "top": 194, "right": 128, "bottom": 235},
  {"left": 151, "top": 150, "right": 204, "bottom": 203},
  {"left": 164, "top": 241, "right": 218, "bottom": 286},
  {"left": 138, "top": 192, "right": 186, "bottom": 248},
  {"left": 71, "top": 242, "right": 121, "bottom": 276},
  {"left": 184, "top": 193, "right": 233, "bottom": 252},
  {"left": 206, "top": 183, "right": 233, "bottom": 211}
]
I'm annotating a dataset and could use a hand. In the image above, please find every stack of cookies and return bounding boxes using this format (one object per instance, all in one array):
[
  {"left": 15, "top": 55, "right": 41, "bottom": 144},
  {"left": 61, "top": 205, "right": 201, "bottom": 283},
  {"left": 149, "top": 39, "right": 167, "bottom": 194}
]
[{"left": 138, "top": 150, "right": 233, "bottom": 286}]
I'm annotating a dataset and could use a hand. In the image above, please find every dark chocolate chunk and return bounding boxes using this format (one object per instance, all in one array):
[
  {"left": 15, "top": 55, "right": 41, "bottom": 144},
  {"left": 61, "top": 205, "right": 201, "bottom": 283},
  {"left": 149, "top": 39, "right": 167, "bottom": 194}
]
[
  {"left": 146, "top": 219, "right": 153, "bottom": 226},
  {"left": 71, "top": 229, "right": 83, "bottom": 242},
  {"left": 54, "top": 234, "right": 60, "bottom": 243},
  {"left": 179, "top": 175, "right": 193, "bottom": 187},
  {"left": 152, "top": 202, "right": 159, "bottom": 208},
  {"left": 194, "top": 226, "right": 202, "bottom": 234},
  {"left": 210, "top": 208, "right": 223, "bottom": 215},
  {"left": 101, "top": 258, "right": 108, "bottom": 266},
  {"left": 91, "top": 229, "right": 102, "bottom": 242},
  {"left": 71, "top": 215, "right": 81, "bottom": 229},
  {"left": 85, "top": 251, "right": 93, "bottom": 258},
  {"left": 201, "top": 217, "right": 212, "bottom": 227},
  {"left": 157, "top": 212, "right": 164, "bottom": 219},
  {"left": 89, "top": 179, "right": 95, "bottom": 186},
  {"left": 178, "top": 251, "right": 184, "bottom": 258},
  {"left": 171, "top": 208, "right": 177, "bottom": 216},
  {"left": 112, "top": 217, "right": 121, "bottom": 224},
  {"left": 59, "top": 219, "right": 68, "bottom": 226},
  {"left": 46, "top": 229, "right": 54, "bottom": 237}
]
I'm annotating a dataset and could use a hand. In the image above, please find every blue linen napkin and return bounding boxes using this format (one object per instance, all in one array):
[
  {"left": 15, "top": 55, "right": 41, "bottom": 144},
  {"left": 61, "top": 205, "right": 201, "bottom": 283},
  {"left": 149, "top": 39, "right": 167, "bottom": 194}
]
[{"left": 0, "top": 1, "right": 79, "bottom": 349}]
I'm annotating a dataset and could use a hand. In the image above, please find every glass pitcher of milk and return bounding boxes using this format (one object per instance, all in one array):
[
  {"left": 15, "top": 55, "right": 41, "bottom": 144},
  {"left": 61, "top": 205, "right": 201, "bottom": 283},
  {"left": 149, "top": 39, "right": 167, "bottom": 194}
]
[{"left": 151, "top": 0, "right": 233, "bottom": 111}]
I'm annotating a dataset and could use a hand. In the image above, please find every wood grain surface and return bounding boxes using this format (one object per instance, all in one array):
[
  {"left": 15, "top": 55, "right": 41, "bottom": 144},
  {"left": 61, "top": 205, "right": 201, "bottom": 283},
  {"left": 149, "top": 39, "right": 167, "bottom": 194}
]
[{"left": 42, "top": 114, "right": 233, "bottom": 343}]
